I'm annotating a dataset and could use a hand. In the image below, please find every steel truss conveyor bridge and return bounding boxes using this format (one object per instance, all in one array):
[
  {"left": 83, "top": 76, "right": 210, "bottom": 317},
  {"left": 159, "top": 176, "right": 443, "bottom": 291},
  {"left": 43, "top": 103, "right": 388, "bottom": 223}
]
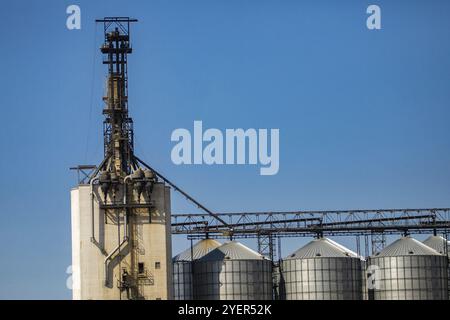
[{"left": 171, "top": 208, "right": 450, "bottom": 260}]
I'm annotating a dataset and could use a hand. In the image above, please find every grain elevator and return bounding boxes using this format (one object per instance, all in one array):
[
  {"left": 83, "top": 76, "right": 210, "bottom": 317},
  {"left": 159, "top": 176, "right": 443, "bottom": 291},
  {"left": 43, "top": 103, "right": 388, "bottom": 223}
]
[{"left": 71, "top": 17, "right": 172, "bottom": 300}]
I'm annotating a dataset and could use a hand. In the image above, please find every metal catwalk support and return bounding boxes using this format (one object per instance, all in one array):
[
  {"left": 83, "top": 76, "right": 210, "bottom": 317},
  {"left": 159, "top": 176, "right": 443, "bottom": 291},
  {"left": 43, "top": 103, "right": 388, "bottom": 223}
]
[
  {"left": 371, "top": 233, "right": 386, "bottom": 255},
  {"left": 257, "top": 233, "right": 276, "bottom": 261}
]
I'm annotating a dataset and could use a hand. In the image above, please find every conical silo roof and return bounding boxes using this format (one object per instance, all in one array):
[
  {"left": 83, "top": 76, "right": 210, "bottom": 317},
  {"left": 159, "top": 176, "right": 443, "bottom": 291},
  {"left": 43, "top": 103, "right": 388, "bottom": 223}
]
[
  {"left": 423, "top": 235, "right": 450, "bottom": 256},
  {"left": 285, "top": 238, "right": 357, "bottom": 259},
  {"left": 173, "top": 239, "right": 222, "bottom": 262},
  {"left": 198, "top": 241, "right": 267, "bottom": 261},
  {"left": 373, "top": 236, "right": 442, "bottom": 257}
]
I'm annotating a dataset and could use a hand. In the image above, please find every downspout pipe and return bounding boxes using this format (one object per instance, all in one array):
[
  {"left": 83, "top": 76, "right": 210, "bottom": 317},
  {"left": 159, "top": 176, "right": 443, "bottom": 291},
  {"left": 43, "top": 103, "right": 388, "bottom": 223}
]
[
  {"left": 123, "top": 175, "right": 132, "bottom": 241},
  {"left": 90, "top": 177, "right": 99, "bottom": 244}
]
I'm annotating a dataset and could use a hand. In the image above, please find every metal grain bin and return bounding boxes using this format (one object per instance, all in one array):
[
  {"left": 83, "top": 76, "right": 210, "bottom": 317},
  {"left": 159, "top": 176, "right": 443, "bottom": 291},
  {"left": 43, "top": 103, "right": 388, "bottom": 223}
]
[
  {"left": 193, "top": 241, "right": 273, "bottom": 300},
  {"left": 280, "top": 237, "right": 365, "bottom": 300},
  {"left": 369, "top": 236, "right": 448, "bottom": 300},
  {"left": 172, "top": 239, "right": 221, "bottom": 300},
  {"left": 423, "top": 235, "right": 450, "bottom": 300},
  {"left": 423, "top": 235, "right": 450, "bottom": 255}
]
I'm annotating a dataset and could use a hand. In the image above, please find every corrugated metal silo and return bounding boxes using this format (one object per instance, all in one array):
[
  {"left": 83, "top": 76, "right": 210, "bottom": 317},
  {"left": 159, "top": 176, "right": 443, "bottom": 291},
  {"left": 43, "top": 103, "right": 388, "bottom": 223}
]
[
  {"left": 172, "top": 239, "right": 221, "bottom": 300},
  {"left": 369, "top": 236, "right": 448, "bottom": 300},
  {"left": 423, "top": 235, "right": 450, "bottom": 254},
  {"left": 193, "top": 241, "right": 273, "bottom": 300},
  {"left": 280, "top": 237, "right": 365, "bottom": 300},
  {"left": 423, "top": 235, "right": 450, "bottom": 299}
]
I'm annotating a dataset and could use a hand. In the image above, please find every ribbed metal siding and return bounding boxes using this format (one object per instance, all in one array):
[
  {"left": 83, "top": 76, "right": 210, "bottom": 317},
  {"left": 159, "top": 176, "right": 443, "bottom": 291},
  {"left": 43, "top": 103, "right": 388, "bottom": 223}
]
[
  {"left": 423, "top": 236, "right": 450, "bottom": 300},
  {"left": 369, "top": 255, "right": 448, "bottom": 300},
  {"left": 280, "top": 257, "right": 364, "bottom": 300},
  {"left": 361, "top": 260, "right": 368, "bottom": 300},
  {"left": 173, "top": 261, "right": 193, "bottom": 300},
  {"left": 193, "top": 260, "right": 273, "bottom": 300}
]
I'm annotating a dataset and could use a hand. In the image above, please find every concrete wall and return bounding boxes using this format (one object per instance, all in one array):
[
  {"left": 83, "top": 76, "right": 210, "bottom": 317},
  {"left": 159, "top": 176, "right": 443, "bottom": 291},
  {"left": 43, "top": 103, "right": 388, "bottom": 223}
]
[{"left": 71, "top": 182, "right": 172, "bottom": 300}]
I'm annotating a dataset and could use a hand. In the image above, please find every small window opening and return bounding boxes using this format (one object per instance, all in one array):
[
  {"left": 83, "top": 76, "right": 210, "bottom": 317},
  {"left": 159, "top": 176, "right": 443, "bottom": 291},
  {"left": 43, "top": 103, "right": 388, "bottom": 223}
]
[
  {"left": 138, "top": 262, "right": 145, "bottom": 274},
  {"left": 155, "top": 262, "right": 161, "bottom": 269}
]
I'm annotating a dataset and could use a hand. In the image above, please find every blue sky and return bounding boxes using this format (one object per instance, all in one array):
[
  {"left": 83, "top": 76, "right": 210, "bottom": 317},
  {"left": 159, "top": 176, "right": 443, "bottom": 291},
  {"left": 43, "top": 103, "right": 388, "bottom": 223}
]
[{"left": 0, "top": 0, "right": 449, "bottom": 299}]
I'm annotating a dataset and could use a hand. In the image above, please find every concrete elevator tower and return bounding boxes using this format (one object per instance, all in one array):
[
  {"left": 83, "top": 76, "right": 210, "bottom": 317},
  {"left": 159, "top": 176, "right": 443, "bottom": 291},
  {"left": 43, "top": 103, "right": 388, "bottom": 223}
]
[{"left": 71, "top": 17, "right": 173, "bottom": 300}]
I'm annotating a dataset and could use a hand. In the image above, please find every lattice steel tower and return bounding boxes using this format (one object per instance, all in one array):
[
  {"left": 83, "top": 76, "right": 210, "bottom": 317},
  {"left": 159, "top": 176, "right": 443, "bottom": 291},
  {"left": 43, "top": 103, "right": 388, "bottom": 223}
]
[{"left": 99, "top": 18, "right": 136, "bottom": 176}]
